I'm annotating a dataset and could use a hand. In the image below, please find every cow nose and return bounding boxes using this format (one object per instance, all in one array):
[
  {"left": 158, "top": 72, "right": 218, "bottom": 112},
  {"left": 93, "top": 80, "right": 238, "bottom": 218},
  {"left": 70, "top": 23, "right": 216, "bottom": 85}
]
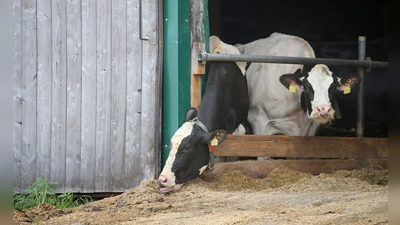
[
  {"left": 316, "top": 106, "right": 332, "bottom": 114},
  {"left": 315, "top": 105, "right": 334, "bottom": 119},
  {"left": 158, "top": 176, "right": 168, "bottom": 187}
]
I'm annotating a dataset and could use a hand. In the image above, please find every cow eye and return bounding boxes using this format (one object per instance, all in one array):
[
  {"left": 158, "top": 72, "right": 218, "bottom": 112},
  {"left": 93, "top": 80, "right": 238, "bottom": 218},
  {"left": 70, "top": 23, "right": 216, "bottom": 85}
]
[{"left": 182, "top": 144, "right": 191, "bottom": 153}]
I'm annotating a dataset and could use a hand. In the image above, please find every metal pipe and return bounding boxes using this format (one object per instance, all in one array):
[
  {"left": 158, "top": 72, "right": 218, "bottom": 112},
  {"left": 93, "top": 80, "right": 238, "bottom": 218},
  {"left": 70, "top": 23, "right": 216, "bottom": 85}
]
[
  {"left": 357, "top": 36, "right": 366, "bottom": 137},
  {"left": 197, "top": 52, "right": 388, "bottom": 69}
]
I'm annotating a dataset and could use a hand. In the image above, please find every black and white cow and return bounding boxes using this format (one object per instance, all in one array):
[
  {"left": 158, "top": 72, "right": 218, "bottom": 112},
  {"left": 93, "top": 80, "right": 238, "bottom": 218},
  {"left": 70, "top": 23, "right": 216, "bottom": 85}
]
[
  {"left": 158, "top": 36, "right": 249, "bottom": 193},
  {"left": 310, "top": 39, "right": 388, "bottom": 137},
  {"left": 236, "top": 32, "right": 361, "bottom": 137}
]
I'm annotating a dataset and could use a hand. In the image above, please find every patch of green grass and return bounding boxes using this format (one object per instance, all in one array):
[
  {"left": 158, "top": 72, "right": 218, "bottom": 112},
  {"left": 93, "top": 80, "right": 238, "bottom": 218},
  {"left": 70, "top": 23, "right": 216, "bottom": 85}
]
[
  {"left": 33, "top": 216, "right": 40, "bottom": 225},
  {"left": 13, "top": 177, "right": 95, "bottom": 210}
]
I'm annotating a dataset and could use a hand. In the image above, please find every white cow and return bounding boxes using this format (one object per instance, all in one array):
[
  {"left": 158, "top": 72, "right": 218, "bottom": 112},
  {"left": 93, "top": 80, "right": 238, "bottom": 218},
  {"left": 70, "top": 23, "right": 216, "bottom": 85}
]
[{"left": 236, "top": 32, "right": 361, "bottom": 136}]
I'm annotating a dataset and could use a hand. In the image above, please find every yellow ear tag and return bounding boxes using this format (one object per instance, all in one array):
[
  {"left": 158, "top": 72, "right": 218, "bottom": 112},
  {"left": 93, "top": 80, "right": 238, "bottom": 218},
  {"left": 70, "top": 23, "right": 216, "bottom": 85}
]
[
  {"left": 289, "top": 83, "right": 296, "bottom": 93},
  {"left": 344, "top": 86, "right": 351, "bottom": 94},
  {"left": 210, "top": 136, "right": 218, "bottom": 146}
]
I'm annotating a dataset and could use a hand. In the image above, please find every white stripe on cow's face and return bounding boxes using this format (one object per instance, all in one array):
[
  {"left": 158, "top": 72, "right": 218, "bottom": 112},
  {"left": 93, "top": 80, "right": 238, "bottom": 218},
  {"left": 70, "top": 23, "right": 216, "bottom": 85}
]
[
  {"left": 159, "top": 121, "right": 194, "bottom": 187},
  {"left": 307, "top": 64, "right": 335, "bottom": 123}
]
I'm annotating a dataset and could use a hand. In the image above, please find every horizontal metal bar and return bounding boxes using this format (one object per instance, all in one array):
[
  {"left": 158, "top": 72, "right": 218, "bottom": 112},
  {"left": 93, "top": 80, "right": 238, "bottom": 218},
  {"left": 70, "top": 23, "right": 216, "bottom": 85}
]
[{"left": 197, "top": 52, "right": 388, "bottom": 69}]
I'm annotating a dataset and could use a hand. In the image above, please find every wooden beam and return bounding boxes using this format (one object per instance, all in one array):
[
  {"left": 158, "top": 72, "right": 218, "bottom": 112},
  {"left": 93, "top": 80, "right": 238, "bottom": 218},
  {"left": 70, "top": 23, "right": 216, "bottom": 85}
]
[
  {"left": 200, "top": 159, "right": 388, "bottom": 181},
  {"left": 190, "top": 0, "right": 206, "bottom": 109},
  {"left": 190, "top": 42, "right": 205, "bottom": 109},
  {"left": 214, "top": 135, "right": 388, "bottom": 159}
]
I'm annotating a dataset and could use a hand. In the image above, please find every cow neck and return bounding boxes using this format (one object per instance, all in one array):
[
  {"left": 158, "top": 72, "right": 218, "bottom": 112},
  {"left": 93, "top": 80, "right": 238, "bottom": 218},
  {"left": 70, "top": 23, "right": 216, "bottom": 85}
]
[
  {"left": 190, "top": 117, "right": 215, "bottom": 173},
  {"left": 191, "top": 117, "right": 209, "bottom": 133},
  {"left": 196, "top": 111, "right": 221, "bottom": 132}
]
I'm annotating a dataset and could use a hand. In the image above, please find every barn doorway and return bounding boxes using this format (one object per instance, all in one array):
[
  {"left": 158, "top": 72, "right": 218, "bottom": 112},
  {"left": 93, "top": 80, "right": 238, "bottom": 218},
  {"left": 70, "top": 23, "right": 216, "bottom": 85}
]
[{"left": 207, "top": 0, "right": 388, "bottom": 138}]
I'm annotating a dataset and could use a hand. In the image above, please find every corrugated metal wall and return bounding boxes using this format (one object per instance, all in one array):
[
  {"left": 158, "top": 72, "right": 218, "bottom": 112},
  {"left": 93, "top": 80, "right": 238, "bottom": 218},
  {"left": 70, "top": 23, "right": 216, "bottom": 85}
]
[{"left": 13, "top": 0, "right": 163, "bottom": 193}]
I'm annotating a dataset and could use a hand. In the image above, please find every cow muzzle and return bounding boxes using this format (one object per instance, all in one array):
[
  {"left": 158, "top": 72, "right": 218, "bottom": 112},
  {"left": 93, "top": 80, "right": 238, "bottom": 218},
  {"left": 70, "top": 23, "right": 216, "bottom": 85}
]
[
  {"left": 312, "top": 105, "right": 335, "bottom": 124},
  {"left": 157, "top": 175, "right": 181, "bottom": 194}
]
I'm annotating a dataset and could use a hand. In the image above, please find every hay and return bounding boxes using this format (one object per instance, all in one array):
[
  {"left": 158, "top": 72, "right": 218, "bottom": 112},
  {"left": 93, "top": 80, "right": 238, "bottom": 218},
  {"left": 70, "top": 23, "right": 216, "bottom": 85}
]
[
  {"left": 204, "top": 166, "right": 313, "bottom": 191},
  {"left": 332, "top": 168, "right": 388, "bottom": 185},
  {"left": 14, "top": 167, "right": 388, "bottom": 225}
]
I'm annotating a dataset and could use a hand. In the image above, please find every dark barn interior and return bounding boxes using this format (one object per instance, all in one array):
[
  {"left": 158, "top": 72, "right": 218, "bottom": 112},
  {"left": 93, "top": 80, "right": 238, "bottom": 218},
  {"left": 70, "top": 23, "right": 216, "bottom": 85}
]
[
  {"left": 208, "top": 0, "right": 388, "bottom": 137},
  {"left": 209, "top": 0, "right": 387, "bottom": 44}
]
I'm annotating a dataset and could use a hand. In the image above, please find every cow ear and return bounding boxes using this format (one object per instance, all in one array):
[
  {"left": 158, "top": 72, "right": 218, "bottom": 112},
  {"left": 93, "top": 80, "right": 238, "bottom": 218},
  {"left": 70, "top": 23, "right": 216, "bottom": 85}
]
[
  {"left": 294, "top": 68, "right": 302, "bottom": 77},
  {"left": 204, "top": 130, "right": 228, "bottom": 146},
  {"left": 300, "top": 64, "right": 313, "bottom": 78},
  {"left": 185, "top": 107, "right": 198, "bottom": 121},
  {"left": 279, "top": 74, "right": 302, "bottom": 91},
  {"left": 337, "top": 74, "right": 362, "bottom": 93},
  {"left": 245, "top": 62, "right": 252, "bottom": 71}
]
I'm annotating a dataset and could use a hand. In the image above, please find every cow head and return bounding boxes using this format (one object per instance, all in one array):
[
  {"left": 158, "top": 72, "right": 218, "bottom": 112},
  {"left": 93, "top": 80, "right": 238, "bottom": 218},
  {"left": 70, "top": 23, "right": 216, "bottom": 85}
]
[
  {"left": 158, "top": 108, "right": 228, "bottom": 194},
  {"left": 279, "top": 64, "right": 361, "bottom": 124}
]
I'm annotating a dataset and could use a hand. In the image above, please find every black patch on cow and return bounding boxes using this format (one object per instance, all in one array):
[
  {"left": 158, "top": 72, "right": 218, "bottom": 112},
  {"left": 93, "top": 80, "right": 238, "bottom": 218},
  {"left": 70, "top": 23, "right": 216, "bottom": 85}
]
[
  {"left": 311, "top": 40, "right": 387, "bottom": 137},
  {"left": 197, "top": 61, "right": 249, "bottom": 133},
  {"left": 169, "top": 60, "right": 250, "bottom": 185},
  {"left": 171, "top": 125, "right": 210, "bottom": 184},
  {"left": 279, "top": 68, "right": 316, "bottom": 115},
  {"left": 299, "top": 77, "right": 314, "bottom": 115}
]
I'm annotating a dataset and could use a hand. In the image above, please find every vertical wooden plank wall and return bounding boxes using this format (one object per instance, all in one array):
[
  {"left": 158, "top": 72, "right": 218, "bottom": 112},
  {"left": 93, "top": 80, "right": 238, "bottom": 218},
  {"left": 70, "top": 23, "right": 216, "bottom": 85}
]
[
  {"left": 51, "top": 0, "right": 67, "bottom": 191},
  {"left": 81, "top": 0, "right": 97, "bottom": 193},
  {"left": 139, "top": 0, "right": 160, "bottom": 185},
  {"left": 36, "top": 0, "right": 52, "bottom": 185},
  {"left": 13, "top": 0, "right": 22, "bottom": 190},
  {"left": 21, "top": 0, "right": 38, "bottom": 189},
  {"left": 125, "top": 0, "right": 143, "bottom": 189},
  {"left": 13, "top": 0, "right": 162, "bottom": 193},
  {"left": 95, "top": 0, "right": 112, "bottom": 193},
  {"left": 66, "top": 0, "right": 82, "bottom": 192},
  {"left": 110, "top": 0, "right": 127, "bottom": 192}
]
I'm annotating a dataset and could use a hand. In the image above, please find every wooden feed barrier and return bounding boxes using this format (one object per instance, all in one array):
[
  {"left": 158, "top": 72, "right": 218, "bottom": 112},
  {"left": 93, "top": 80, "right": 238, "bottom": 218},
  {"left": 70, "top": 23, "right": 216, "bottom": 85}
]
[{"left": 200, "top": 135, "right": 388, "bottom": 180}]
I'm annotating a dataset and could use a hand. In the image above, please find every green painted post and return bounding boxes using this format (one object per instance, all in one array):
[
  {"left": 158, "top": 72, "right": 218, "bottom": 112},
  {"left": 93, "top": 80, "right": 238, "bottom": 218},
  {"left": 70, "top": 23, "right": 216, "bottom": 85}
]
[
  {"left": 162, "top": 0, "right": 191, "bottom": 167},
  {"left": 162, "top": 0, "right": 210, "bottom": 168}
]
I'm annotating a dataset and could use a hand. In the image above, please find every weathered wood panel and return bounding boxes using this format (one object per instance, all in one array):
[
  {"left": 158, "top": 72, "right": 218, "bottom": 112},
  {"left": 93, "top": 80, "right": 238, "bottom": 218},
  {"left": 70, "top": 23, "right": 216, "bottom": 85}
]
[
  {"left": 203, "top": 134, "right": 388, "bottom": 180},
  {"left": 95, "top": 0, "right": 112, "bottom": 193},
  {"left": 125, "top": 0, "right": 143, "bottom": 189},
  {"left": 13, "top": 0, "right": 22, "bottom": 189},
  {"left": 110, "top": 0, "right": 127, "bottom": 192},
  {"left": 66, "top": 0, "right": 82, "bottom": 193},
  {"left": 36, "top": 0, "right": 52, "bottom": 183},
  {"left": 214, "top": 135, "right": 388, "bottom": 159},
  {"left": 80, "top": 0, "right": 97, "bottom": 192},
  {"left": 51, "top": 0, "right": 67, "bottom": 191},
  {"left": 139, "top": 0, "right": 160, "bottom": 184},
  {"left": 21, "top": 0, "right": 38, "bottom": 190},
  {"left": 190, "top": 0, "right": 206, "bottom": 109},
  {"left": 14, "top": 0, "right": 162, "bottom": 193}
]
